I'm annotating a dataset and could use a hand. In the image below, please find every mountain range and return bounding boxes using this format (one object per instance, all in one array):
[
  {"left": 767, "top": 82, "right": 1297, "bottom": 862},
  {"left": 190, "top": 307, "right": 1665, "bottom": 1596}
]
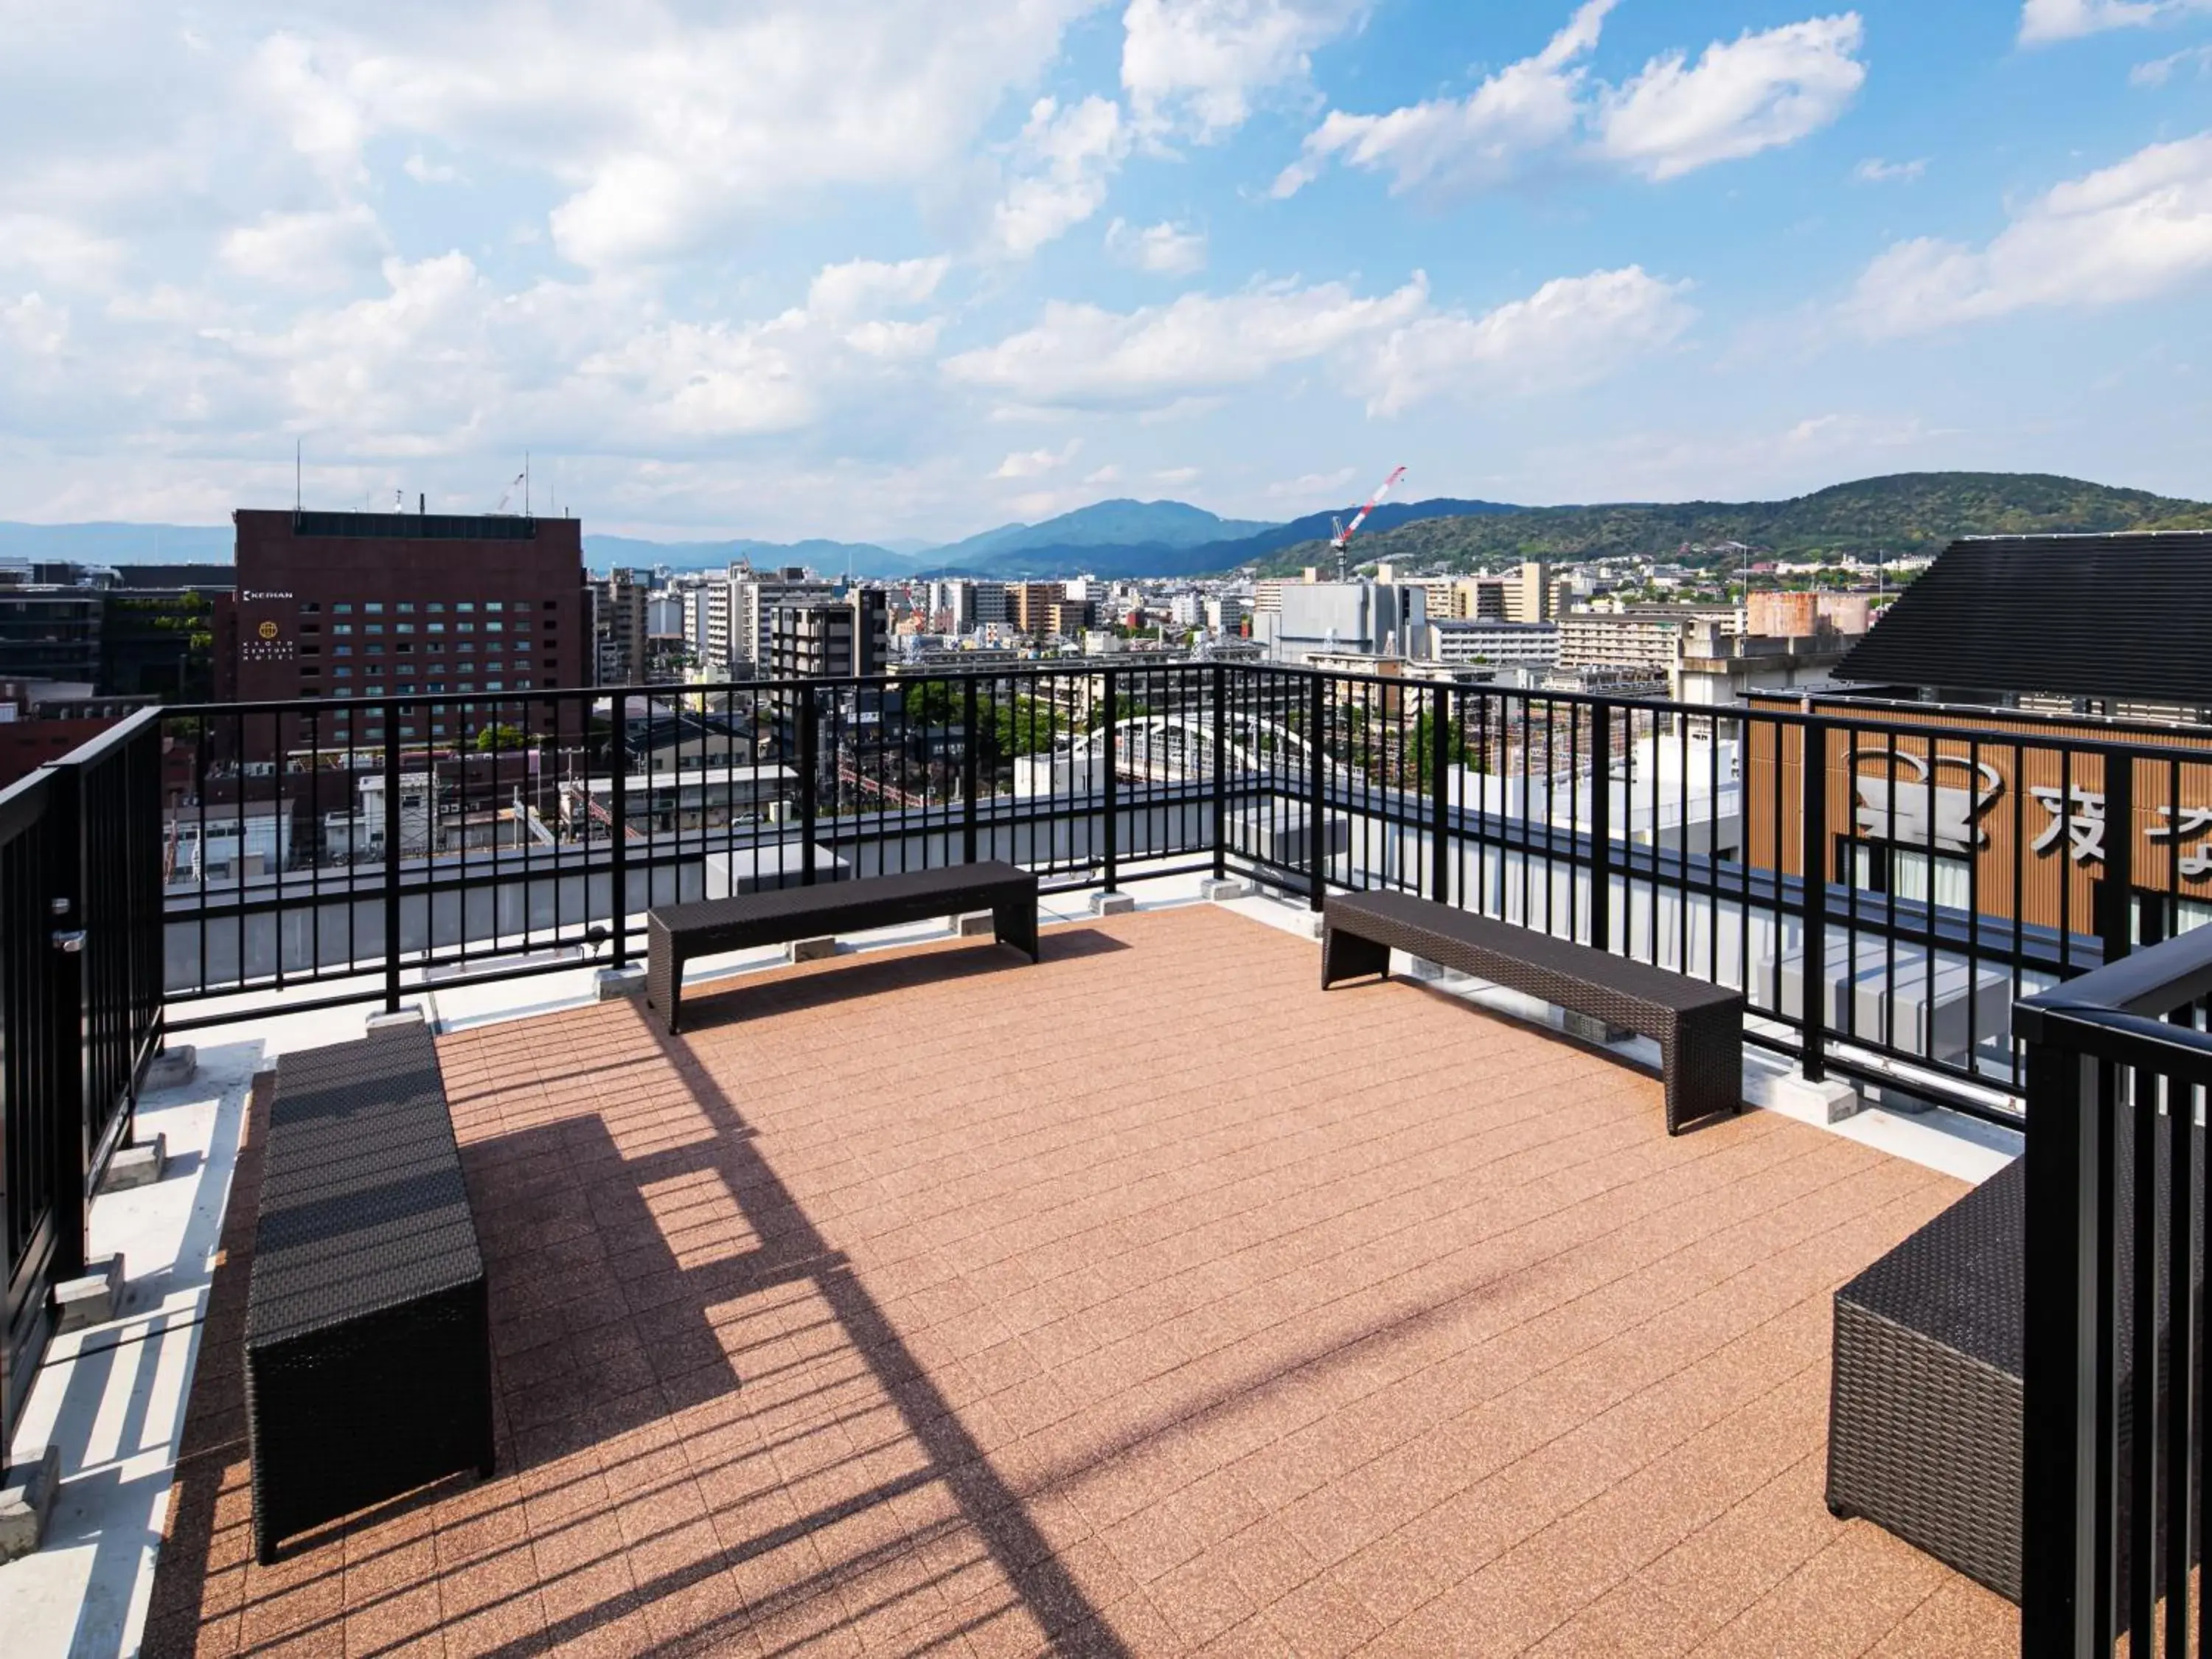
[{"left": 4, "top": 474, "right": 2207, "bottom": 583}]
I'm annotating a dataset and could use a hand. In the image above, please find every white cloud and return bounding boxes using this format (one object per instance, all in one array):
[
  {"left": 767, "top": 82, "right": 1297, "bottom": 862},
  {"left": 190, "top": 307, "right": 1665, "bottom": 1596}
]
[
  {"left": 403, "top": 153, "right": 462, "bottom": 184},
  {"left": 944, "top": 264, "right": 1688, "bottom": 416},
  {"left": 0, "top": 294, "right": 70, "bottom": 358},
  {"left": 2020, "top": 0, "right": 2212, "bottom": 45},
  {"left": 943, "top": 276, "right": 1430, "bottom": 408},
  {"left": 1356, "top": 266, "right": 1695, "bottom": 415},
  {"left": 806, "top": 257, "right": 950, "bottom": 322},
  {"left": 219, "top": 204, "right": 388, "bottom": 289},
  {"left": 0, "top": 215, "right": 127, "bottom": 289},
  {"left": 1276, "top": 4, "right": 1865, "bottom": 199},
  {"left": 1598, "top": 16, "right": 1865, "bottom": 181},
  {"left": 223, "top": 1, "right": 1105, "bottom": 271},
  {"left": 1267, "top": 467, "right": 1355, "bottom": 498},
  {"left": 1274, "top": 1, "right": 1610, "bottom": 198},
  {"left": 1106, "top": 218, "right": 1209, "bottom": 274},
  {"left": 1082, "top": 463, "right": 1124, "bottom": 484},
  {"left": 1154, "top": 465, "right": 1202, "bottom": 484},
  {"left": 246, "top": 32, "right": 372, "bottom": 187},
  {"left": 994, "top": 439, "right": 1083, "bottom": 477},
  {"left": 1846, "top": 132, "right": 2212, "bottom": 335},
  {"left": 990, "top": 96, "right": 1130, "bottom": 258},
  {"left": 2133, "top": 43, "right": 2212, "bottom": 83},
  {"left": 1854, "top": 156, "right": 1927, "bottom": 183},
  {"left": 1123, "top": 0, "right": 1369, "bottom": 139}
]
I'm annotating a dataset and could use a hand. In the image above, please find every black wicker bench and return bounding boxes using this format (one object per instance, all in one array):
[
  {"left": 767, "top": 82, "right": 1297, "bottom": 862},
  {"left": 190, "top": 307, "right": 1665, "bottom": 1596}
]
[
  {"left": 1826, "top": 1129, "right": 2202, "bottom": 1604},
  {"left": 1319, "top": 889, "right": 1745, "bottom": 1135},
  {"left": 244, "top": 1022, "right": 493, "bottom": 1563},
  {"left": 646, "top": 860, "right": 1041, "bottom": 1034}
]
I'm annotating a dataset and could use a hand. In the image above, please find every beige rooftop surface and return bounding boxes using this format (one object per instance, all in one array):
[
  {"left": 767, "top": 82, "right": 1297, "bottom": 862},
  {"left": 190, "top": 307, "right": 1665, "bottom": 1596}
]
[{"left": 145, "top": 900, "right": 2016, "bottom": 1657}]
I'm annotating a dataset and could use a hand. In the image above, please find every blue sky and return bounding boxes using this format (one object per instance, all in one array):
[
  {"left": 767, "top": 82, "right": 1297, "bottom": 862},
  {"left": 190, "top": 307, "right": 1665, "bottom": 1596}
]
[{"left": 0, "top": 0, "right": 2207, "bottom": 543}]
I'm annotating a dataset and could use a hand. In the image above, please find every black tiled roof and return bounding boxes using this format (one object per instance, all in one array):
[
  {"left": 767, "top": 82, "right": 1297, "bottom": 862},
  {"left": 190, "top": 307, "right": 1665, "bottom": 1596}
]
[{"left": 1836, "top": 532, "right": 2212, "bottom": 705}]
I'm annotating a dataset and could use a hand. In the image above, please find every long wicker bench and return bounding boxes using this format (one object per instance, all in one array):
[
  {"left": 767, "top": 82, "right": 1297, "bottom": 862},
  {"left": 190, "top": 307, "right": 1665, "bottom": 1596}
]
[
  {"left": 646, "top": 860, "right": 1040, "bottom": 1034},
  {"left": 1319, "top": 889, "right": 1745, "bottom": 1135},
  {"left": 244, "top": 1021, "right": 493, "bottom": 1562}
]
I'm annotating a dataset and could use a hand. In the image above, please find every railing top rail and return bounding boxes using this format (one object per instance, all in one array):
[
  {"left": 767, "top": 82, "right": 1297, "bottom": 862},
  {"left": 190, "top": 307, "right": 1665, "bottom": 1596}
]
[
  {"left": 157, "top": 664, "right": 2212, "bottom": 772},
  {"left": 40, "top": 704, "right": 163, "bottom": 768},
  {"left": 2017, "top": 919, "right": 2212, "bottom": 1043},
  {"left": 1751, "top": 687, "right": 2212, "bottom": 748}
]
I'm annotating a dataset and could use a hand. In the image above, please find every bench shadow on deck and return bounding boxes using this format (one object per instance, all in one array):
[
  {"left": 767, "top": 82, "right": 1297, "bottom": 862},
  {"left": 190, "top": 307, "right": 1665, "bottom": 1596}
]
[{"left": 141, "top": 903, "right": 2020, "bottom": 1657}]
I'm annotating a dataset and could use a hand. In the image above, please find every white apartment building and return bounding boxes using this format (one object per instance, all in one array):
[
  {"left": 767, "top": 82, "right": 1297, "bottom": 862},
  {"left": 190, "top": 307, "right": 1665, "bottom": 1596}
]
[{"left": 1429, "top": 619, "right": 1561, "bottom": 668}]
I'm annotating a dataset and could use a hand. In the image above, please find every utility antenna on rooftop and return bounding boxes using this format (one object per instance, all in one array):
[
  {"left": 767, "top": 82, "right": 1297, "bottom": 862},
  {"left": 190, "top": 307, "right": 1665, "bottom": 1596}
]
[{"left": 1330, "top": 465, "right": 1406, "bottom": 581}]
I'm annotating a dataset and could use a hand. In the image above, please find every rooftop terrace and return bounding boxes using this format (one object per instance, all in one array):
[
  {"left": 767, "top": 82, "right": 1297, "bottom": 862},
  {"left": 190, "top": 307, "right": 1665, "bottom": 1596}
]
[{"left": 136, "top": 899, "right": 2011, "bottom": 1657}]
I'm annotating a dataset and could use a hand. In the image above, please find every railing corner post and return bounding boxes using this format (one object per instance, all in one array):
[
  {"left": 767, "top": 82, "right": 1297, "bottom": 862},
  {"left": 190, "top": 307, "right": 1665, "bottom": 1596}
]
[
  {"left": 1307, "top": 673, "right": 1326, "bottom": 913},
  {"left": 1211, "top": 662, "right": 1228, "bottom": 882},
  {"left": 1102, "top": 668, "right": 1119, "bottom": 892},
  {"left": 1799, "top": 716, "right": 1828, "bottom": 1082},
  {"left": 961, "top": 675, "right": 979, "bottom": 866},
  {"left": 608, "top": 696, "right": 629, "bottom": 966},
  {"left": 382, "top": 700, "right": 402, "bottom": 1013},
  {"left": 2020, "top": 1037, "right": 2104, "bottom": 1658},
  {"left": 1589, "top": 702, "right": 1612, "bottom": 951},
  {"left": 799, "top": 686, "right": 819, "bottom": 886}
]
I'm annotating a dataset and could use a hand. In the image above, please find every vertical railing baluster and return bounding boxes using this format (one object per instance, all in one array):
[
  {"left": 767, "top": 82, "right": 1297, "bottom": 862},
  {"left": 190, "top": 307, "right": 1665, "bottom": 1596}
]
[{"left": 382, "top": 698, "right": 401, "bottom": 1013}]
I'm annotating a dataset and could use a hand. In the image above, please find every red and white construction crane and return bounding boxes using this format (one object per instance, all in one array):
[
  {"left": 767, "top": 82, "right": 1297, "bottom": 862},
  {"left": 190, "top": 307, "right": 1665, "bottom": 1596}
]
[{"left": 1330, "top": 465, "right": 1406, "bottom": 580}]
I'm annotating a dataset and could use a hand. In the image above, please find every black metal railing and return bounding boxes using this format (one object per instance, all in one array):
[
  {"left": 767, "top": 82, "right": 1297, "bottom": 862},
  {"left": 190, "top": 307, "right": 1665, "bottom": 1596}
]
[
  {"left": 142, "top": 664, "right": 2212, "bottom": 1127},
  {"left": 2017, "top": 928, "right": 2210, "bottom": 1657},
  {"left": 0, "top": 709, "right": 166, "bottom": 1450}
]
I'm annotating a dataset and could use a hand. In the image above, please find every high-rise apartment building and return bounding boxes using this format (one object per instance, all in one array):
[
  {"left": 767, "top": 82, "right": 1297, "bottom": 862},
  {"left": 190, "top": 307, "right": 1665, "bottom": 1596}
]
[
  {"left": 735, "top": 568, "right": 838, "bottom": 674},
  {"left": 769, "top": 589, "right": 888, "bottom": 679},
  {"left": 1009, "top": 583, "right": 1063, "bottom": 636},
  {"left": 590, "top": 567, "right": 650, "bottom": 686},
  {"left": 231, "top": 508, "right": 585, "bottom": 748}
]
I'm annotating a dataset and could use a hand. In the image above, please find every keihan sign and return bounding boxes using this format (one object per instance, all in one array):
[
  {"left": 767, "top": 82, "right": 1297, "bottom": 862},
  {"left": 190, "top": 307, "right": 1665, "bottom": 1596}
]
[{"left": 1848, "top": 747, "right": 2212, "bottom": 881}]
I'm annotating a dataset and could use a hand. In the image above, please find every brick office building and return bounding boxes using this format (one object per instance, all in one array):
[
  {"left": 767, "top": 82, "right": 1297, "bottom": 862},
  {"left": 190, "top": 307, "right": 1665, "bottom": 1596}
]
[{"left": 232, "top": 509, "right": 586, "bottom": 753}]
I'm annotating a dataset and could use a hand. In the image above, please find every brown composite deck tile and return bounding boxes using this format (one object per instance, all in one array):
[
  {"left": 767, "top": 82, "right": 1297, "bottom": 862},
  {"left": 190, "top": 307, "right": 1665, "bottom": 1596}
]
[{"left": 142, "top": 901, "right": 2017, "bottom": 1656}]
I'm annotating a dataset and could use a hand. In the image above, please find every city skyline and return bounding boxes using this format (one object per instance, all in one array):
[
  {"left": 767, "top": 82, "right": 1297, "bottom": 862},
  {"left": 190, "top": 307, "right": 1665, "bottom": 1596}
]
[{"left": 1, "top": 1, "right": 2207, "bottom": 543}]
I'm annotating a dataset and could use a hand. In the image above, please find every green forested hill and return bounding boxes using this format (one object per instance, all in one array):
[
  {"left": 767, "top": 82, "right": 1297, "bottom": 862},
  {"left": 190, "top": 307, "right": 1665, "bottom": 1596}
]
[{"left": 1251, "top": 472, "right": 2212, "bottom": 576}]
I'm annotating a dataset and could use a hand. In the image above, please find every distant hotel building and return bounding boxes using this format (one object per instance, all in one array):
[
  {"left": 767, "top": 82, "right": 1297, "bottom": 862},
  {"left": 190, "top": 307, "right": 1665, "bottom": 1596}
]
[{"left": 231, "top": 508, "right": 585, "bottom": 748}]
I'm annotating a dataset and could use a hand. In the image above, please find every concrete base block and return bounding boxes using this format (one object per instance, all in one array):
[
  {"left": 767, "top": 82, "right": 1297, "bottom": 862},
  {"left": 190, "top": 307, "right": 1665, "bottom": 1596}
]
[
  {"left": 1774, "top": 1071, "right": 1863, "bottom": 1124},
  {"left": 0, "top": 1444, "right": 61, "bottom": 1562},
  {"left": 953, "top": 911, "right": 997, "bottom": 937},
  {"left": 143, "top": 1045, "right": 196, "bottom": 1091},
  {"left": 1562, "top": 1010, "right": 1632, "bottom": 1046},
  {"left": 100, "top": 1134, "right": 166, "bottom": 1194},
  {"left": 1299, "top": 911, "right": 1325, "bottom": 939},
  {"left": 54, "top": 1255, "right": 122, "bottom": 1335},
  {"left": 1405, "top": 956, "right": 1449, "bottom": 982},
  {"left": 1091, "top": 891, "right": 1136, "bottom": 917},
  {"left": 1200, "top": 877, "right": 1253, "bottom": 902},
  {"left": 787, "top": 936, "right": 836, "bottom": 963},
  {"left": 594, "top": 966, "right": 647, "bottom": 1001},
  {"left": 366, "top": 1006, "right": 426, "bottom": 1033}
]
